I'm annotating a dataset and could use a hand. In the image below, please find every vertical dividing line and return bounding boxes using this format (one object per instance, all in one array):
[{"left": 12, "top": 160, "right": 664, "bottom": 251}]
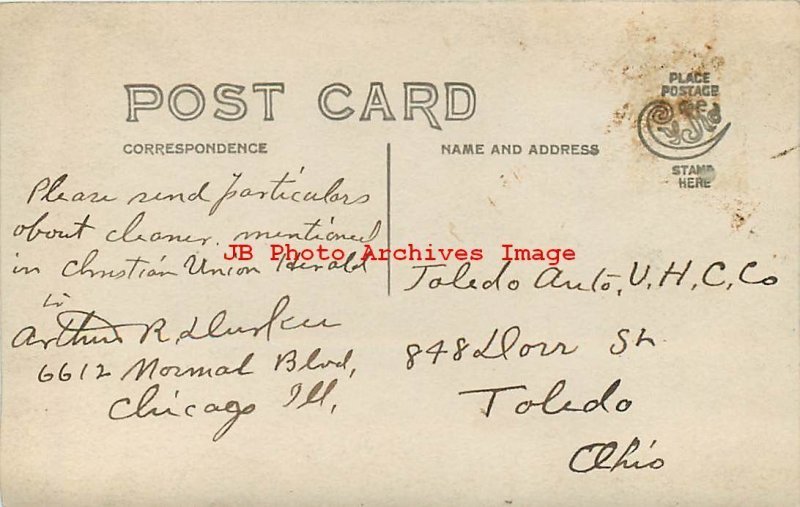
[{"left": 386, "top": 142, "right": 391, "bottom": 297}]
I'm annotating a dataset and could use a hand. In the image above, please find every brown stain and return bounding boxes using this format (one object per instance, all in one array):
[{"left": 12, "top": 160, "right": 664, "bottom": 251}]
[
  {"left": 603, "top": 23, "right": 727, "bottom": 145},
  {"left": 690, "top": 55, "right": 725, "bottom": 75},
  {"left": 724, "top": 198, "right": 759, "bottom": 232},
  {"left": 590, "top": 14, "right": 738, "bottom": 191},
  {"left": 670, "top": 41, "right": 725, "bottom": 76},
  {"left": 607, "top": 18, "right": 725, "bottom": 86},
  {"left": 619, "top": 33, "right": 725, "bottom": 163},
  {"left": 732, "top": 212, "right": 747, "bottom": 231},
  {"left": 605, "top": 102, "right": 632, "bottom": 134},
  {"left": 607, "top": 20, "right": 673, "bottom": 84},
  {"left": 614, "top": 102, "right": 631, "bottom": 124},
  {"left": 518, "top": 40, "right": 527, "bottom": 51}
]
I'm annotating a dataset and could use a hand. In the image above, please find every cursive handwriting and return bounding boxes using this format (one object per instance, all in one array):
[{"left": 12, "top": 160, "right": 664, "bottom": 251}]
[{"left": 108, "top": 383, "right": 256, "bottom": 442}]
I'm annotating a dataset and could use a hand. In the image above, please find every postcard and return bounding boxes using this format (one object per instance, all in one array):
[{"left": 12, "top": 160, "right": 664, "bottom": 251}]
[{"left": 1, "top": 2, "right": 798, "bottom": 505}]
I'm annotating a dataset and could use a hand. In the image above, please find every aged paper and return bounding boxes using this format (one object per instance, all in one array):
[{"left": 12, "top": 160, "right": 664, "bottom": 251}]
[{"left": 1, "top": 2, "right": 798, "bottom": 505}]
